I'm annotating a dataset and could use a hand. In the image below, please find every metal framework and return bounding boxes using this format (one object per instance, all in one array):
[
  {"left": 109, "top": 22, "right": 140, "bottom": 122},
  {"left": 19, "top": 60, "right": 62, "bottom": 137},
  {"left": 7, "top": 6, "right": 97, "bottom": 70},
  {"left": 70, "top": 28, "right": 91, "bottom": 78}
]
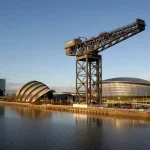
[
  {"left": 76, "top": 54, "right": 102, "bottom": 104},
  {"left": 65, "top": 18, "right": 146, "bottom": 104}
]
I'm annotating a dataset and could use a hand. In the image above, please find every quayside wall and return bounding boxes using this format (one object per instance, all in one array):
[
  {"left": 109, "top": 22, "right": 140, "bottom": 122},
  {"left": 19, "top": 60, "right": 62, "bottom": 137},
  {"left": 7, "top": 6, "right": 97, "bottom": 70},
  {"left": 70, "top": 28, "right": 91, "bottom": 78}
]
[{"left": 1, "top": 101, "right": 150, "bottom": 118}]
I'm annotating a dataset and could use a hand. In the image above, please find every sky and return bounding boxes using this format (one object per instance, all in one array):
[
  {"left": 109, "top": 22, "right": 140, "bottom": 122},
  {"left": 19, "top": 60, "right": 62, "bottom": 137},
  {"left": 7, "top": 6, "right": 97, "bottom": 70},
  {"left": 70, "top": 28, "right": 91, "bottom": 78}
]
[{"left": 0, "top": 0, "right": 150, "bottom": 93}]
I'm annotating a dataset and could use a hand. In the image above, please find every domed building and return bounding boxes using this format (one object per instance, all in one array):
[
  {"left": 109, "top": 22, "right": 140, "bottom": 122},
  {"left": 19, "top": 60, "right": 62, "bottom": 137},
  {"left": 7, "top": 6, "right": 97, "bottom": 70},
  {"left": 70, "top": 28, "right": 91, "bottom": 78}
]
[
  {"left": 16, "top": 80, "right": 53, "bottom": 103},
  {"left": 102, "top": 77, "right": 150, "bottom": 100}
]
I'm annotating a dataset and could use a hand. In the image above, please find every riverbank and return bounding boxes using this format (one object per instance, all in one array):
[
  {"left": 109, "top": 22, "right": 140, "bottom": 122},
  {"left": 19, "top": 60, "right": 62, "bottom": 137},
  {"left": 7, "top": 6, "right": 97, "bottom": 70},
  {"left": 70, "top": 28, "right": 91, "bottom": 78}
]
[{"left": 1, "top": 101, "right": 150, "bottom": 118}]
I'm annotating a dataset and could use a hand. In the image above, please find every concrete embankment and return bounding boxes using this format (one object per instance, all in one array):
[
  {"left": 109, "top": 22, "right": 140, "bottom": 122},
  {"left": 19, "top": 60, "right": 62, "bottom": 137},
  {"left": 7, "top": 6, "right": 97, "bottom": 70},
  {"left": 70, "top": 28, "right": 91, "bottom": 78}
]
[{"left": 1, "top": 101, "right": 150, "bottom": 118}]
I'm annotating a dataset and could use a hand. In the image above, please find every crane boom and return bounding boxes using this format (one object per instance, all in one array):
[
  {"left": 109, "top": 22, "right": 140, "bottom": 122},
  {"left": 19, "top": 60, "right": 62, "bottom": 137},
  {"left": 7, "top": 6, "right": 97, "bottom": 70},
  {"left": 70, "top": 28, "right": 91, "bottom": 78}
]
[{"left": 65, "top": 18, "right": 146, "bottom": 56}]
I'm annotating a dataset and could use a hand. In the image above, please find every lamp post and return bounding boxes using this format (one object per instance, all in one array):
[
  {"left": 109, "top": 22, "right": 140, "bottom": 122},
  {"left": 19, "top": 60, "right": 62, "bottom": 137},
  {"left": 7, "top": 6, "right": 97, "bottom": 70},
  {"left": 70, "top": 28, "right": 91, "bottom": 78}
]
[
  {"left": 145, "top": 91, "right": 148, "bottom": 104},
  {"left": 145, "top": 87, "right": 147, "bottom": 103},
  {"left": 143, "top": 92, "right": 144, "bottom": 104}
]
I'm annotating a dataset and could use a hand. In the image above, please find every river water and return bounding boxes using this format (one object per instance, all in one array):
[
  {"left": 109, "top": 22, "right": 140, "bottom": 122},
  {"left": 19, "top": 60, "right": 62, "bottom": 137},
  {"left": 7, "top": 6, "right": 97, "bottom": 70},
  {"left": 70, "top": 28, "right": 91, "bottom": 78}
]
[{"left": 0, "top": 105, "right": 150, "bottom": 150}]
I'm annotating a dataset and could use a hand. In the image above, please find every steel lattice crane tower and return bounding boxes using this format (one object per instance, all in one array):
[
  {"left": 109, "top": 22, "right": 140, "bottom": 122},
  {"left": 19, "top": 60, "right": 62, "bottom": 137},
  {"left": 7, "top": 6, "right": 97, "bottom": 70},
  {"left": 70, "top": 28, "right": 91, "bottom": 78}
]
[{"left": 65, "top": 19, "right": 146, "bottom": 105}]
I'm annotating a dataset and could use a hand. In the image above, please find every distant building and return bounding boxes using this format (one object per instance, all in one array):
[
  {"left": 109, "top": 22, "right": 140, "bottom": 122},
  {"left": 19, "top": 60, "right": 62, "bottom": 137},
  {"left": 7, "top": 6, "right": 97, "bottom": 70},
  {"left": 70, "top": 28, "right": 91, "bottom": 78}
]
[
  {"left": 53, "top": 93, "right": 74, "bottom": 102},
  {"left": 102, "top": 77, "right": 150, "bottom": 99},
  {"left": 0, "top": 79, "right": 6, "bottom": 96}
]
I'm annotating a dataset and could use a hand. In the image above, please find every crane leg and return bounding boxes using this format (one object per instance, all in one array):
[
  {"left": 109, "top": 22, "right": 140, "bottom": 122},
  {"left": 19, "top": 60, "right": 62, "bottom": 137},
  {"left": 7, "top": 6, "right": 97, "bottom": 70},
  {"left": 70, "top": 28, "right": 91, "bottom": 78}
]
[{"left": 76, "top": 54, "right": 102, "bottom": 105}]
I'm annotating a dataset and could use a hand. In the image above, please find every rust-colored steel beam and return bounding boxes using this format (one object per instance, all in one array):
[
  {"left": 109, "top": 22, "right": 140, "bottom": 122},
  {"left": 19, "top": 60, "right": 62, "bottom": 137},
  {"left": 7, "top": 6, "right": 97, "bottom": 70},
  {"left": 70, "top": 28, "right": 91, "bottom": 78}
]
[
  {"left": 65, "top": 19, "right": 146, "bottom": 56},
  {"left": 76, "top": 54, "right": 102, "bottom": 104}
]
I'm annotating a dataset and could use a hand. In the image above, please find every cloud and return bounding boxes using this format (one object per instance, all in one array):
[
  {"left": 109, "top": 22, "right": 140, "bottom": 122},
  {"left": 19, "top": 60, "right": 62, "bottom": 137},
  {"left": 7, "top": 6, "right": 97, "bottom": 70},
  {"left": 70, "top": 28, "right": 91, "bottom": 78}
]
[
  {"left": 145, "top": 77, "right": 150, "bottom": 81},
  {"left": 6, "top": 82, "right": 23, "bottom": 93}
]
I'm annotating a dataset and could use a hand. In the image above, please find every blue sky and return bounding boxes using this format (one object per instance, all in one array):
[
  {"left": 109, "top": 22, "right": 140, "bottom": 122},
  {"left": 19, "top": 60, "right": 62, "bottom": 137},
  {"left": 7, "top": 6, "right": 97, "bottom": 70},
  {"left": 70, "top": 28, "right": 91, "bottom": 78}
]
[{"left": 0, "top": 0, "right": 149, "bottom": 92}]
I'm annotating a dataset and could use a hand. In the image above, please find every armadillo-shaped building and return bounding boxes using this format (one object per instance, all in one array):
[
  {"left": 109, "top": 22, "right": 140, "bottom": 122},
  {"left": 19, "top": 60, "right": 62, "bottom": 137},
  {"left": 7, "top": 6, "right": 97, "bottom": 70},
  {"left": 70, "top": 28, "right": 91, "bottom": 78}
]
[{"left": 16, "top": 80, "right": 53, "bottom": 103}]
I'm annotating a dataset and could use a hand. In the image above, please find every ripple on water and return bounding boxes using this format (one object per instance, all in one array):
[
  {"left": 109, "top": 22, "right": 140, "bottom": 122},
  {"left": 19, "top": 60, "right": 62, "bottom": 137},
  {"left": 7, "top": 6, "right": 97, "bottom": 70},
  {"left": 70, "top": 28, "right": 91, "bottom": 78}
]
[{"left": 0, "top": 106, "right": 150, "bottom": 150}]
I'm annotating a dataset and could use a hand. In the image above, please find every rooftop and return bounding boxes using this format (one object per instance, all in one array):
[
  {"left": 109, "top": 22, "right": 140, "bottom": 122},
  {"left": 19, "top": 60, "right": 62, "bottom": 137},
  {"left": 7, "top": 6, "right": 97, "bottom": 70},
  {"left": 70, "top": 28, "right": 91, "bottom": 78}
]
[{"left": 103, "top": 77, "right": 150, "bottom": 85}]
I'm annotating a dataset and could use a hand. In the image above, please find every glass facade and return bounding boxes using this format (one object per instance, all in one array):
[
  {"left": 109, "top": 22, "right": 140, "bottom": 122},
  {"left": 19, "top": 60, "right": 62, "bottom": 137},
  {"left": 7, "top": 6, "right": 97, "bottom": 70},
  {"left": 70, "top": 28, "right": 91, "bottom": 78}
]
[{"left": 102, "top": 78, "right": 150, "bottom": 98}]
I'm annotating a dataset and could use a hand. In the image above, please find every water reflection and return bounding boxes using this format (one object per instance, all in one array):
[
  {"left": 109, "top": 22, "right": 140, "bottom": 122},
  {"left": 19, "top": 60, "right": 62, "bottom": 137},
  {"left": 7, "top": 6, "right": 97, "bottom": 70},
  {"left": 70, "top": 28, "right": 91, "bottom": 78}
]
[
  {"left": 73, "top": 113, "right": 103, "bottom": 127},
  {"left": 0, "top": 106, "right": 4, "bottom": 116},
  {"left": 72, "top": 114, "right": 150, "bottom": 149},
  {"left": 73, "top": 113, "right": 150, "bottom": 129},
  {"left": 9, "top": 106, "right": 50, "bottom": 119},
  {"left": 110, "top": 116, "right": 150, "bottom": 129},
  {"left": 0, "top": 106, "right": 150, "bottom": 150},
  {"left": 72, "top": 113, "right": 103, "bottom": 149}
]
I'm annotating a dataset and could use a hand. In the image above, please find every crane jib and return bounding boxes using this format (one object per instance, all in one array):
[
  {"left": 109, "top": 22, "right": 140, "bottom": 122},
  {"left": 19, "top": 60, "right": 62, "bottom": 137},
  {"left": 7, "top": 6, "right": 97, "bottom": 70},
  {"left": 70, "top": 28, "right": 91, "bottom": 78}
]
[{"left": 65, "top": 18, "right": 146, "bottom": 56}]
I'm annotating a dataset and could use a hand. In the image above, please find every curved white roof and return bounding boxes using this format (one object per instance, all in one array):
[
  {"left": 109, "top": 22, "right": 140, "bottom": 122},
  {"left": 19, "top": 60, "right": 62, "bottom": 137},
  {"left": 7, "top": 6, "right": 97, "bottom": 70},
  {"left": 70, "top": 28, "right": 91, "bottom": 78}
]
[{"left": 103, "top": 77, "right": 150, "bottom": 85}]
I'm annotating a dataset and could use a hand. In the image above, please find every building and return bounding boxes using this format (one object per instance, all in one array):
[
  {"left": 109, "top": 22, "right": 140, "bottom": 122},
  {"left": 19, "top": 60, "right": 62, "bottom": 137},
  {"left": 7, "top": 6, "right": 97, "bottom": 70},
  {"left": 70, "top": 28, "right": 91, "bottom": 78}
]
[
  {"left": 16, "top": 80, "right": 53, "bottom": 103},
  {"left": 0, "top": 79, "right": 6, "bottom": 96},
  {"left": 16, "top": 80, "right": 75, "bottom": 103},
  {"left": 102, "top": 77, "right": 150, "bottom": 100},
  {"left": 53, "top": 92, "right": 74, "bottom": 103}
]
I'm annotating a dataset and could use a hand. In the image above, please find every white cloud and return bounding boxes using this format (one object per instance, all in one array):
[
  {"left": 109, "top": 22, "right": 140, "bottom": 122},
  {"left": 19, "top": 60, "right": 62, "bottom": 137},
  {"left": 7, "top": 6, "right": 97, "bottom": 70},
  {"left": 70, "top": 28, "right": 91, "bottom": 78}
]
[
  {"left": 6, "top": 82, "right": 23, "bottom": 93},
  {"left": 145, "top": 77, "right": 150, "bottom": 81}
]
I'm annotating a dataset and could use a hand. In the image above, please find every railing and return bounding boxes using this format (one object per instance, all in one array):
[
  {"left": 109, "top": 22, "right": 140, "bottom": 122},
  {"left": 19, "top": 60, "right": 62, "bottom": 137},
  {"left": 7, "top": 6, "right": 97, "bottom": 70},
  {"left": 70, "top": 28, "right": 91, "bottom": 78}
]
[{"left": 97, "top": 107, "right": 150, "bottom": 112}]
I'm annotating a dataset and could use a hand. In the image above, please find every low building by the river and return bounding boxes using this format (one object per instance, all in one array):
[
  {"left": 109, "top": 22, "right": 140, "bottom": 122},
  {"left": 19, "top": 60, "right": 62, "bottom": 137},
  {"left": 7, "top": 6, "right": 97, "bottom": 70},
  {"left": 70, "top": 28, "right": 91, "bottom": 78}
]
[{"left": 53, "top": 92, "right": 74, "bottom": 103}]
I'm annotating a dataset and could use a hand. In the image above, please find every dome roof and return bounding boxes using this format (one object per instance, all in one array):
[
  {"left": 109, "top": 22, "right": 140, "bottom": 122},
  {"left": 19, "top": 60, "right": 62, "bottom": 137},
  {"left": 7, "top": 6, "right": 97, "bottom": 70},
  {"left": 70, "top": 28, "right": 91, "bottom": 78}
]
[
  {"left": 16, "top": 80, "right": 51, "bottom": 103},
  {"left": 103, "top": 77, "right": 150, "bottom": 85}
]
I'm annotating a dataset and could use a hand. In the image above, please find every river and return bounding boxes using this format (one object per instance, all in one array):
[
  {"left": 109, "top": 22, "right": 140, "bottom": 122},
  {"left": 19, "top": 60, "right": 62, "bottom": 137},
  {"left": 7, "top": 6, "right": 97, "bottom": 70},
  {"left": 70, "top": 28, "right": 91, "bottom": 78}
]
[{"left": 0, "top": 105, "right": 150, "bottom": 150}]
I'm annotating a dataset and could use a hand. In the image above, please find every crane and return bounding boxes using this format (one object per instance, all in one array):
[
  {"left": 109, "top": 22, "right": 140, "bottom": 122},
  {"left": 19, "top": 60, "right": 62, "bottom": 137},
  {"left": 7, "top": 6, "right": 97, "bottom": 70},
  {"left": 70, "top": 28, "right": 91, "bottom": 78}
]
[{"left": 65, "top": 19, "right": 146, "bottom": 105}]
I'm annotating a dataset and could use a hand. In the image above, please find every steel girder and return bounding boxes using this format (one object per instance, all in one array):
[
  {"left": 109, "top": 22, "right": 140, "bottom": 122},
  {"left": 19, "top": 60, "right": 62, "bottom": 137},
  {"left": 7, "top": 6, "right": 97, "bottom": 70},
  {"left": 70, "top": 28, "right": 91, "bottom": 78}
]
[
  {"left": 76, "top": 54, "right": 102, "bottom": 104},
  {"left": 66, "top": 19, "right": 145, "bottom": 56}
]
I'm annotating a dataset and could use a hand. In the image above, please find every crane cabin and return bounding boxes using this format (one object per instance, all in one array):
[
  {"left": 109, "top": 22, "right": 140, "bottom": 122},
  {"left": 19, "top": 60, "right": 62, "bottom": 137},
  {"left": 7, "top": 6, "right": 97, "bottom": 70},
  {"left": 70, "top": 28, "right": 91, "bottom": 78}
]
[{"left": 65, "top": 38, "right": 82, "bottom": 56}]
